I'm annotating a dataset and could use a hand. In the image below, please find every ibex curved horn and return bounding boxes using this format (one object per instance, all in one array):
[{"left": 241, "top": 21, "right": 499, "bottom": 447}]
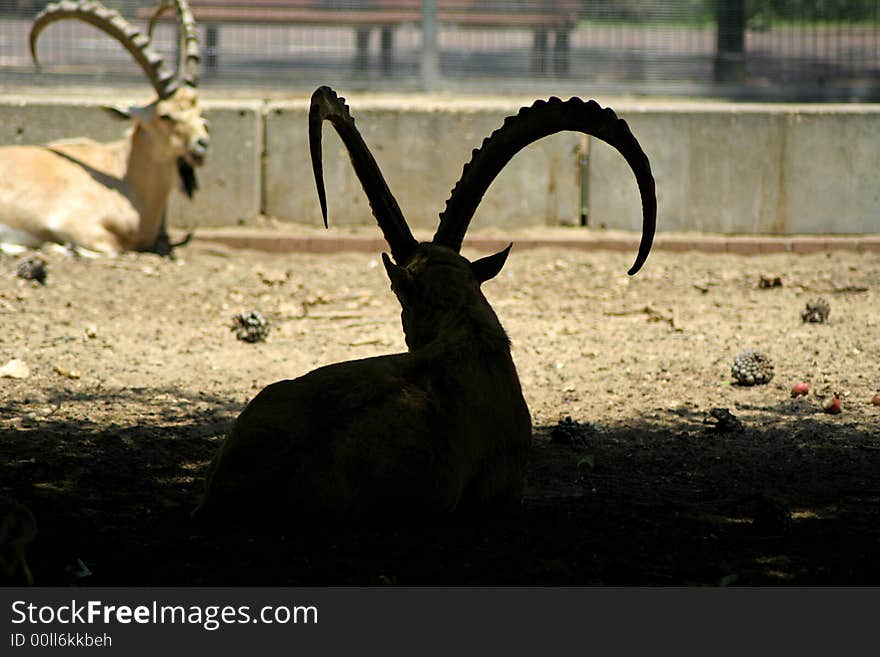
[
  {"left": 146, "top": 1, "right": 200, "bottom": 88},
  {"left": 309, "top": 86, "right": 418, "bottom": 265},
  {"left": 146, "top": 0, "right": 171, "bottom": 40},
  {"left": 434, "top": 97, "right": 657, "bottom": 275},
  {"left": 29, "top": 0, "right": 194, "bottom": 99}
]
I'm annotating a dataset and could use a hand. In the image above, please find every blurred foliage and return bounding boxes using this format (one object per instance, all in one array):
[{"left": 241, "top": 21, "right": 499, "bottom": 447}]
[
  {"left": 749, "top": 0, "right": 879, "bottom": 22},
  {"left": 578, "top": 0, "right": 878, "bottom": 23},
  {"left": 579, "top": 0, "right": 713, "bottom": 22}
]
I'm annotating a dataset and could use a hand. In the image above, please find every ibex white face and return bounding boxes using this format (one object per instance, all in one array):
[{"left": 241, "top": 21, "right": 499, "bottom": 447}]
[{"left": 149, "top": 87, "right": 209, "bottom": 166}]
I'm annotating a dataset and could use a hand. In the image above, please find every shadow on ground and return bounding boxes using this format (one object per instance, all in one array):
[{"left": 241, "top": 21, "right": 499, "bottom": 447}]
[{"left": 2, "top": 391, "right": 879, "bottom": 586}]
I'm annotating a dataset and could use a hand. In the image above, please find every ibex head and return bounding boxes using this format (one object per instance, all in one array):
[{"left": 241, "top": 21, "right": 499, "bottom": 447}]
[
  {"left": 310, "top": 86, "right": 656, "bottom": 348},
  {"left": 30, "top": 0, "right": 208, "bottom": 197},
  {"left": 381, "top": 244, "right": 511, "bottom": 350}
]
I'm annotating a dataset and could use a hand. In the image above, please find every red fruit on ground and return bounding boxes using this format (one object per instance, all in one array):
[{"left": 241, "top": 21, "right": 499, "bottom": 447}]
[
  {"left": 791, "top": 382, "right": 809, "bottom": 397},
  {"left": 822, "top": 395, "right": 842, "bottom": 414}
]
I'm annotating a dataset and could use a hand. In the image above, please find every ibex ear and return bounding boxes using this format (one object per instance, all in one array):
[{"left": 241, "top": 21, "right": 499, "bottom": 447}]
[
  {"left": 102, "top": 103, "right": 154, "bottom": 122},
  {"left": 471, "top": 243, "right": 512, "bottom": 283},
  {"left": 102, "top": 105, "right": 131, "bottom": 120},
  {"left": 382, "top": 252, "right": 413, "bottom": 294}
]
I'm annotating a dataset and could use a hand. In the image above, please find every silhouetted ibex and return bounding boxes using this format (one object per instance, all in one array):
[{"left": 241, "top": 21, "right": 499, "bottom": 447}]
[{"left": 194, "top": 86, "right": 656, "bottom": 521}]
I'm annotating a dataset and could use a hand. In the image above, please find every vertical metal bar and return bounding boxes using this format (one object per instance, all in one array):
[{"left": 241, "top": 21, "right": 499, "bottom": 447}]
[
  {"left": 714, "top": 0, "right": 746, "bottom": 82},
  {"left": 380, "top": 27, "right": 394, "bottom": 75},
  {"left": 421, "top": 0, "right": 440, "bottom": 91},
  {"left": 355, "top": 27, "right": 370, "bottom": 73},
  {"left": 579, "top": 136, "right": 590, "bottom": 227},
  {"left": 532, "top": 27, "right": 548, "bottom": 74},
  {"left": 553, "top": 29, "right": 570, "bottom": 76},
  {"left": 206, "top": 24, "right": 218, "bottom": 70}
]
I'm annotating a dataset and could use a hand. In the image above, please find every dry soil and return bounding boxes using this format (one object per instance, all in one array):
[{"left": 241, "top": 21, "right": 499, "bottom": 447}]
[{"left": 1, "top": 238, "right": 879, "bottom": 585}]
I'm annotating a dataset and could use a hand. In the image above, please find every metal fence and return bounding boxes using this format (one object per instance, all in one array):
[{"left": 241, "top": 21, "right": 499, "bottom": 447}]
[{"left": 1, "top": 1, "right": 878, "bottom": 99}]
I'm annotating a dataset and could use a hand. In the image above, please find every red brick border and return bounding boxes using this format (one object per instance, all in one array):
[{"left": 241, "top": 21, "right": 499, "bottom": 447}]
[{"left": 192, "top": 231, "right": 880, "bottom": 256}]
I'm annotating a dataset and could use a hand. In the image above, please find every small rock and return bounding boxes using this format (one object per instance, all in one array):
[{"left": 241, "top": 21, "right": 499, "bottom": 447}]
[
  {"left": 0, "top": 358, "right": 30, "bottom": 379},
  {"left": 550, "top": 416, "right": 592, "bottom": 445},
  {"left": 703, "top": 408, "right": 744, "bottom": 433},
  {"left": 758, "top": 274, "right": 782, "bottom": 289},
  {"left": 53, "top": 364, "right": 81, "bottom": 380},
  {"left": 801, "top": 298, "right": 830, "bottom": 323},
  {"left": 19, "top": 413, "right": 39, "bottom": 427},
  {"left": 257, "top": 269, "right": 290, "bottom": 286}
]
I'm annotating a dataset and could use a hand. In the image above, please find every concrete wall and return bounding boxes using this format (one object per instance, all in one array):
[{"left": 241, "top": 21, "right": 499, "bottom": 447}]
[
  {"left": 1, "top": 96, "right": 878, "bottom": 234},
  {"left": 168, "top": 100, "right": 263, "bottom": 227},
  {"left": 589, "top": 104, "right": 880, "bottom": 234},
  {"left": 264, "top": 99, "right": 580, "bottom": 231}
]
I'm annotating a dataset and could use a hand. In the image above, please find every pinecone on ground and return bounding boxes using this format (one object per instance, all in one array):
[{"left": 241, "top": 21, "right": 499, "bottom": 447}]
[
  {"left": 231, "top": 311, "right": 270, "bottom": 343},
  {"left": 801, "top": 297, "right": 830, "bottom": 323},
  {"left": 731, "top": 350, "right": 774, "bottom": 386},
  {"left": 15, "top": 257, "right": 47, "bottom": 285}
]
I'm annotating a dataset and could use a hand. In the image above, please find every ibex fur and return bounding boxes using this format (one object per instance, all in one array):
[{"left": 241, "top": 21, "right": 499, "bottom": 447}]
[
  {"left": 0, "top": 0, "right": 208, "bottom": 256},
  {"left": 194, "top": 87, "right": 656, "bottom": 522}
]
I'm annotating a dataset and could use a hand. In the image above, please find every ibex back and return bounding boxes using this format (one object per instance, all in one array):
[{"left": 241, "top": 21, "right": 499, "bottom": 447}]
[{"left": 195, "top": 87, "right": 657, "bottom": 522}]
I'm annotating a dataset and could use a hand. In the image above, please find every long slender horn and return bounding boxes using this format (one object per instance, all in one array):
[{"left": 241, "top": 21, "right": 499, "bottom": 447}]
[
  {"left": 435, "top": 97, "right": 657, "bottom": 275},
  {"left": 169, "top": 0, "right": 200, "bottom": 88},
  {"left": 31, "top": 0, "right": 177, "bottom": 99},
  {"left": 309, "top": 86, "right": 418, "bottom": 264},
  {"left": 146, "top": 0, "right": 172, "bottom": 40},
  {"left": 145, "top": 1, "right": 200, "bottom": 88}
]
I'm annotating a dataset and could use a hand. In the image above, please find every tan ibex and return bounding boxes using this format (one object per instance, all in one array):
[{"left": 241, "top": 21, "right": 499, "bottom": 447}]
[
  {"left": 0, "top": 0, "right": 208, "bottom": 256},
  {"left": 0, "top": 498, "right": 37, "bottom": 585},
  {"left": 194, "top": 86, "right": 656, "bottom": 522}
]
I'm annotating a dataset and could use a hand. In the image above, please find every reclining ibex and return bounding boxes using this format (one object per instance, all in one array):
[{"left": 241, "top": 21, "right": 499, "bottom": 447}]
[
  {"left": 194, "top": 86, "right": 656, "bottom": 522},
  {"left": 0, "top": 0, "right": 208, "bottom": 255},
  {"left": 0, "top": 498, "right": 37, "bottom": 585}
]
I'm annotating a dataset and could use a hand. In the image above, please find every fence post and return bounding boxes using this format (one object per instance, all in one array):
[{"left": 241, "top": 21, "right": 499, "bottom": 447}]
[
  {"left": 421, "top": 0, "right": 441, "bottom": 90},
  {"left": 714, "top": 0, "right": 746, "bottom": 82}
]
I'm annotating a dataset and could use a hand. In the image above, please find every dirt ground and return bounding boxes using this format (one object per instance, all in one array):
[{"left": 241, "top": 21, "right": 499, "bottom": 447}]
[{"left": 1, "top": 234, "right": 879, "bottom": 586}]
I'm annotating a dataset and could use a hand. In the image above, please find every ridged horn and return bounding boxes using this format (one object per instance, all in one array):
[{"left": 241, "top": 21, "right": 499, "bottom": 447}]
[
  {"left": 170, "top": 0, "right": 200, "bottom": 87},
  {"left": 309, "top": 86, "right": 418, "bottom": 265},
  {"left": 31, "top": 0, "right": 177, "bottom": 99},
  {"left": 146, "top": 0, "right": 172, "bottom": 40},
  {"left": 435, "top": 97, "right": 657, "bottom": 276},
  {"left": 146, "top": 0, "right": 200, "bottom": 88}
]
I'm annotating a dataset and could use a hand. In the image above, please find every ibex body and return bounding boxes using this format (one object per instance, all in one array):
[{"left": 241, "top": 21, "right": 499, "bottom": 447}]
[
  {"left": 202, "top": 243, "right": 531, "bottom": 517},
  {"left": 195, "top": 87, "right": 657, "bottom": 522},
  {"left": 0, "top": 0, "right": 208, "bottom": 255}
]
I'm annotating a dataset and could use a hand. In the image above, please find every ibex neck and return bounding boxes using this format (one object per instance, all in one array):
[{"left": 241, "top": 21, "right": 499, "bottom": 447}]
[
  {"left": 123, "top": 126, "right": 176, "bottom": 247},
  {"left": 410, "top": 302, "right": 512, "bottom": 359}
]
